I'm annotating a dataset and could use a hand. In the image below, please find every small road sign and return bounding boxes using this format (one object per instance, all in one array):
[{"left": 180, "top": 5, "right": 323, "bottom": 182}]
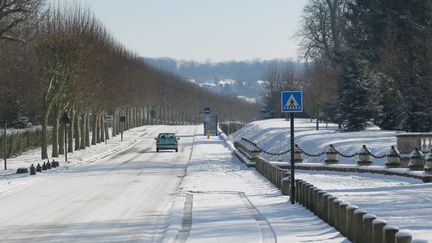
[
  {"left": 150, "top": 109, "right": 156, "bottom": 118},
  {"left": 281, "top": 91, "right": 303, "bottom": 113},
  {"left": 104, "top": 115, "right": 113, "bottom": 123},
  {"left": 204, "top": 107, "right": 211, "bottom": 115}
]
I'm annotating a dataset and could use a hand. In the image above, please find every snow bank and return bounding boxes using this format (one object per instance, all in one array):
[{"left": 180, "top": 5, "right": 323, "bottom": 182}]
[{"left": 232, "top": 118, "right": 398, "bottom": 166}]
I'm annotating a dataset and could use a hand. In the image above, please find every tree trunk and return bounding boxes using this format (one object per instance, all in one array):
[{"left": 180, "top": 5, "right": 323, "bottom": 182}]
[
  {"left": 112, "top": 111, "right": 116, "bottom": 137},
  {"left": 105, "top": 115, "right": 110, "bottom": 141},
  {"left": 85, "top": 112, "right": 90, "bottom": 147},
  {"left": 100, "top": 112, "right": 105, "bottom": 143},
  {"left": 80, "top": 111, "right": 86, "bottom": 150},
  {"left": 96, "top": 112, "right": 101, "bottom": 144},
  {"left": 74, "top": 110, "right": 80, "bottom": 151},
  {"left": 68, "top": 108, "right": 74, "bottom": 153},
  {"left": 91, "top": 112, "right": 97, "bottom": 145},
  {"left": 41, "top": 109, "right": 50, "bottom": 160},
  {"left": 51, "top": 111, "right": 60, "bottom": 158},
  {"left": 146, "top": 105, "right": 150, "bottom": 125},
  {"left": 59, "top": 123, "right": 64, "bottom": 155}
]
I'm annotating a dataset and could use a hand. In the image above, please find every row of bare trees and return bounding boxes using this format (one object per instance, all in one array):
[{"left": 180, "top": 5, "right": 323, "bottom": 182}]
[{"left": 0, "top": 1, "right": 259, "bottom": 160}]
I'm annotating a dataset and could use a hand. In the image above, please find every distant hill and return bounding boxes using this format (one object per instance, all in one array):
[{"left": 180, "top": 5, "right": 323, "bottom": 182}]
[{"left": 141, "top": 57, "right": 303, "bottom": 101}]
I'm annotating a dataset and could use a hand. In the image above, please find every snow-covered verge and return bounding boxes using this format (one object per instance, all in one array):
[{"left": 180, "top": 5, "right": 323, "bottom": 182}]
[
  {"left": 232, "top": 118, "right": 398, "bottom": 166},
  {"left": 232, "top": 119, "right": 431, "bottom": 241},
  {"left": 175, "top": 132, "right": 347, "bottom": 242},
  {"left": 297, "top": 170, "right": 432, "bottom": 242},
  {"left": 0, "top": 126, "right": 158, "bottom": 177}
]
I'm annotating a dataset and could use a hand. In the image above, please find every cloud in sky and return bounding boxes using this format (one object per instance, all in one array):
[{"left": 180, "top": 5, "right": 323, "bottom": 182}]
[{"left": 75, "top": 0, "right": 308, "bottom": 61}]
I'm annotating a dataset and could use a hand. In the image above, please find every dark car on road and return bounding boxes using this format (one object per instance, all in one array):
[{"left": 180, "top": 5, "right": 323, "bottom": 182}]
[{"left": 155, "top": 133, "right": 179, "bottom": 152}]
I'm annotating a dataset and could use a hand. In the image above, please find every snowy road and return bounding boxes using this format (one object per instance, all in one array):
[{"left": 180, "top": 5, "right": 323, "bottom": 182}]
[
  {"left": 0, "top": 125, "right": 197, "bottom": 243},
  {"left": 0, "top": 125, "right": 349, "bottom": 243}
]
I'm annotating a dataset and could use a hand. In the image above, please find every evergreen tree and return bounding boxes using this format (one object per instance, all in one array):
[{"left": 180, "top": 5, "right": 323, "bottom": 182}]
[
  {"left": 336, "top": 51, "right": 376, "bottom": 131},
  {"left": 374, "top": 73, "right": 401, "bottom": 130}
]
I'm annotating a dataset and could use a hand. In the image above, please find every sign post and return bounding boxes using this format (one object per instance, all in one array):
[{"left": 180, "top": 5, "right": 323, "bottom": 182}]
[
  {"left": 203, "top": 107, "right": 211, "bottom": 136},
  {"left": 281, "top": 91, "right": 303, "bottom": 204},
  {"left": 120, "top": 116, "right": 126, "bottom": 142},
  {"left": 61, "top": 113, "right": 71, "bottom": 162}
]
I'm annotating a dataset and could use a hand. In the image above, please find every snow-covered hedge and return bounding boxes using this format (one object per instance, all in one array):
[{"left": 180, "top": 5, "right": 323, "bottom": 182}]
[{"left": 0, "top": 127, "right": 51, "bottom": 158}]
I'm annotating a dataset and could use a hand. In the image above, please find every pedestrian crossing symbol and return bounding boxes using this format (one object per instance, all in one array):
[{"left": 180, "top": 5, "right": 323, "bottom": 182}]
[{"left": 281, "top": 91, "right": 303, "bottom": 112}]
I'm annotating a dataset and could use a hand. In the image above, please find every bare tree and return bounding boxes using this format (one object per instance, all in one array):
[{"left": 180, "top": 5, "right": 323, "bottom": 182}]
[{"left": 297, "top": 0, "right": 348, "bottom": 64}]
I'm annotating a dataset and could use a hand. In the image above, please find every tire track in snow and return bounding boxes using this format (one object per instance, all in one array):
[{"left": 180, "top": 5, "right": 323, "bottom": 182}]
[
  {"left": 171, "top": 126, "right": 199, "bottom": 243},
  {"left": 237, "top": 192, "right": 277, "bottom": 243},
  {"left": 174, "top": 193, "right": 193, "bottom": 243},
  {"left": 185, "top": 190, "right": 277, "bottom": 243}
]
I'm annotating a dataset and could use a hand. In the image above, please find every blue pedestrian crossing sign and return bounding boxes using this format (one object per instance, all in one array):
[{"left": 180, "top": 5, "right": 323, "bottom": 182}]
[{"left": 281, "top": 91, "right": 303, "bottom": 112}]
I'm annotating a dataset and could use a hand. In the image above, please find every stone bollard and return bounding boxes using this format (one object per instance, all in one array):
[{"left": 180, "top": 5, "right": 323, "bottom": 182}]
[
  {"left": 42, "top": 162, "right": 47, "bottom": 170},
  {"left": 295, "top": 179, "right": 301, "bottom": 203},
  {"left": 36, "top": 163, "right": 42, "bottom": 172},
  {"left": 395, "top": 231, "right": 412, "bottom": 243},
  {"left": 358, "top": 144, "right": 372, "bottom": 166},
  {"left": 294, "top": 144, "right": 303, "bottom": 163},
  {"left": 338, "top": 202, "right": 350, "bottom": 236},
  {"left": 52, "top": 160, "right": 59, "bottom": 168},
  {"left": 409, "top": 148, "right": 425, "bottom": 171},
  {"left": 384, "top": 225, "right": 399, "bottom": 243},
  {"left": 302, "top": 182, "right": 308, "bottom": 207},
  {"left": 30, "top": 164, "right": 36, "bottom": 175},
  {"left": 354, "top": 209, "right": 368, "bottom": 243},
  {"left": 324, "top": 144, "right": 339, "bottom": 164},
  {"left": 327, "top": 196, "right": 337, "bottom": 227},
  {"left": 317, "top": 191, "right": 326, "bottom": 219},
  {"left": 332, "top": 199, "right": 342, "bottom": 231},
  {"left": 298, "top": 181, "right": 304, "bottom": 205},
  {"left": 424, "top": 149, "right": 432, "bottom": 173},
  {"left": 306, "top": 184, "right": 313, "bottom": 210},
  {"left": 322, "top": 193, "right": 331, "bottom": 223},
  {"left": 386, "top": 145, "right": 401, "bottom": 168},
  {"left": 363, "top": 214, "right": 377, "bottom": 243},
  {"left": 281, "top": 177, "right": 290, "bottom": 195},
  {"left": 308, "top": 186, "right": 315, "bottom": 211},
  {"left": 372, "top": 219, "right": 387, "bottom": 243},
  {"left": 346, "top": 205, "right": 359, "bottom": 241},
  {"left": 312, "top": 188, "right": 320, "bottom": 214},
  {"left": 46, "top": 161, "right": 52, "bottom": 169}
]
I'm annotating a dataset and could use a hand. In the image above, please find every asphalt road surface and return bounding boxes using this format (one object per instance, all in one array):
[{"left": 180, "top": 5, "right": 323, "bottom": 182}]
[{"left": 0, "top": 125, "right": 198, "bottom": 243}]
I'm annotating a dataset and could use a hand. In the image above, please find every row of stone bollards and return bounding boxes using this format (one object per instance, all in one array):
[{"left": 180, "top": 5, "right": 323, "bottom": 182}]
[
  {"left": 295, "top": 179, "right": 417, "bottom": 243},
  {"left": 29, "top": 160, "right": 60, "bottom": 175},
  {"left": 255, "top": 157, "right": 289, "bottom": 191},
  {"left": 293, "top": 144, "right": 432, "bottom": 172}
]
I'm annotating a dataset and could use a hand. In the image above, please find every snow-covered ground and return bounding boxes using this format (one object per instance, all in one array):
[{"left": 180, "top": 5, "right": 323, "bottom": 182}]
[
  {"left": 175, "top": 132, "right": 346, "bottom": 243},
  {"left": 232, "top": 118, "right": 398, "bottom": 165},
  {"left": 297, "top": 170, "right": 432, "bottom": 241},
  {"left": 1, "top": 126, "right": 155, "bottom": 177},
  {"left": 0, "top": 124, "right": 348, "bottom": 242},
  {"left": 232, "top": 118, "right": 432, "bottom": 242}
]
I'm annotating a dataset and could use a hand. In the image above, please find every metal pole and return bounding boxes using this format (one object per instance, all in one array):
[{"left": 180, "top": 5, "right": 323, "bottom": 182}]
[
  {"left": 64, "top": 123, "right": 68, "bottom": 162},
  {"left": 4, "top": 119, "right": 7, "bottom": 170},
  {"left": 290, "top": 113, "right": 295, "bottom": 204}
]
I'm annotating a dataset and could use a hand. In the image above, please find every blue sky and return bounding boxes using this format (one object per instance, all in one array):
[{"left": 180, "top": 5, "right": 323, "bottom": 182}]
[{"left": 77, "top": 0, "right": 308, "bottom": 61}]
